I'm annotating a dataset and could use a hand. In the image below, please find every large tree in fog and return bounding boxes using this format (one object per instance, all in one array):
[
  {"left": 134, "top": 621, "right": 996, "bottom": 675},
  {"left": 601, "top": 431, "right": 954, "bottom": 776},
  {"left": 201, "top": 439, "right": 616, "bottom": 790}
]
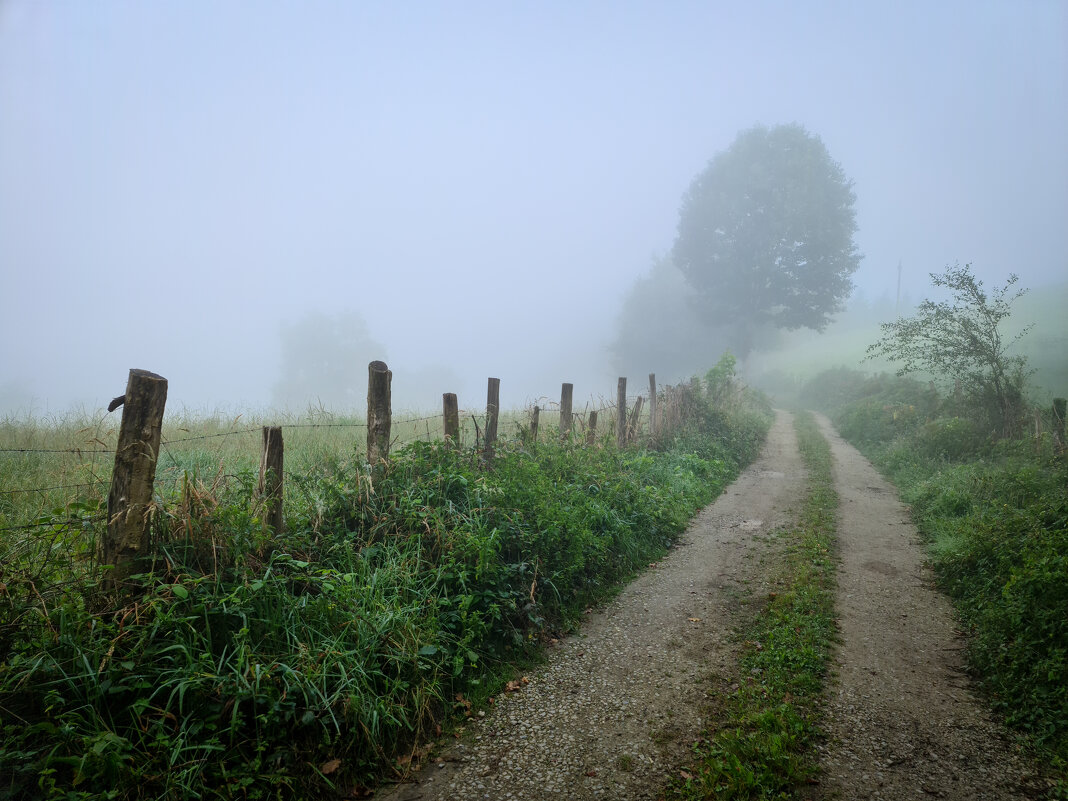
[
  {"left": 610, "top": 254, "right": 728, "bottom": 381},
  {"left": 272, "top": 311, "right": 386, "bottom": 412},
  {"left": 673, "top": 124, "right": 861, "bottom": 357}
]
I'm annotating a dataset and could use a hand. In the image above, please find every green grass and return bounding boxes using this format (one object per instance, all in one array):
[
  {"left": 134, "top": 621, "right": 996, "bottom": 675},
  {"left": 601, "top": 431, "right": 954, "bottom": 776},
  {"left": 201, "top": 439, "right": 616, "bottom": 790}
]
[
  {"left": 670, "top": 410, "right": 837, "bottom": 800},
  {"left": 0, "top": 380, "right": 773, "bottom": 800}
]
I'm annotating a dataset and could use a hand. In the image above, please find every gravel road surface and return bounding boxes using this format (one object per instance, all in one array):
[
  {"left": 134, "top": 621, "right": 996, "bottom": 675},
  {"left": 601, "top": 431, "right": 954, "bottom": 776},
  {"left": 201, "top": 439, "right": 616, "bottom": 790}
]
[
  {"left": 812, "top": 413, "right": 1042, "bottom": 800},
  {"left": 375, "top": 412, "right": 1044, "bottom": 800},
  {"left": 376, "top": 410, "right": 805, "bottom": 800}
]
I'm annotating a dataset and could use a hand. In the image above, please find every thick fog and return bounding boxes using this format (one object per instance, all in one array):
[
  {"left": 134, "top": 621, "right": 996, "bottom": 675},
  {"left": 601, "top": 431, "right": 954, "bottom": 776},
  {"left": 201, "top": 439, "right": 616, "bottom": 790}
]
[{"left": 1, "top": 2, "right": 1065, "bottom": 415}]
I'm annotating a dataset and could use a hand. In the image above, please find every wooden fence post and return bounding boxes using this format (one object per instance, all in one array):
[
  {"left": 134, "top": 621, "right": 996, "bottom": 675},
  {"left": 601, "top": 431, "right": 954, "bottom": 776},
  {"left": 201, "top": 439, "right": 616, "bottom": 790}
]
[
  {"left": 483, "top": 377, "right": 500, "bottom": 464},
  {"left": 648, "top": 373, "right": 657, "bottom": 437},
  {"left": 531, "top": 405, "right": 540, "bottom": 442},
  {"left": 259, "top": 426, "right": 284, "bottom": 536},
  {"left": 103, "top": 369, "right": 168, "bottom": 589},
  {"left": 367, "top": 360, "right": 392, "bottom": 464},
  {"left": 586, "top": 410, "right": 598, "bottom": 446},
  {"left": 627, "top": 396, "right": 645, "bottom": 443},
  {"left": 1054, "top": 398, "right": 1066, "bottom": 446},
  {"left": 443, "top": 392, "right": 460, "bottom": 446},
  {"left": 560, "top": 382, "right": 574, "bottom": 440},
  {"left": 616, "top": 377, "right": 627, "bottom": 448}
]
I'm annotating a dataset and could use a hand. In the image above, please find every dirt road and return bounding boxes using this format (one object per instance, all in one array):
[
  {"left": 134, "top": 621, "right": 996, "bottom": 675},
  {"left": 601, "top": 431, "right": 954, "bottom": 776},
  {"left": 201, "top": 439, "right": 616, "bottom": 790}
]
[
  {"left": 377, "top": 410, "right": 805, "bottom": 800},
  {"left": 812, "top": 413, "right": 1040, "bottom": 800},
  {"left": 376, "top": 412, "right": 1039, "bottom": 800}
]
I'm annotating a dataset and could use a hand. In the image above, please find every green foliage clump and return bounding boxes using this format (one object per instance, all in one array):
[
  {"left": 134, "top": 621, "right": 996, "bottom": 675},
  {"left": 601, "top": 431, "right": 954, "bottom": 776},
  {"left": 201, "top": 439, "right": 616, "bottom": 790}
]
[
  {"left": 866, "top": 263, "right": 1032, "bottom": 437},
  {"left": 0, "top": 384, "right": 773, "bottom": 800},
  {"left": 910, "top": 459, "right": 1068, "bottom": 754}
]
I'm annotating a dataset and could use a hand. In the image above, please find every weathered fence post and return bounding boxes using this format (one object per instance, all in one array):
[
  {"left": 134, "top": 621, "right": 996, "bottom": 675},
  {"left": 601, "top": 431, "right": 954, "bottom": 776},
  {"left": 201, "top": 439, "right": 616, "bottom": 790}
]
[
  {"left": 483, "top": 377, "right": 500, "bottom": 465},
  {"left": 560, "top": 382, "right": 574, "bottom": 440},
  {"left": 586, "top": 410, "right": 598, "bottom": 446},
  {"left": 367, "top": 360, "right": 392, "bottom": 464},
  {"left": 259, "top": 426, "right": 284, "bottom": 536},
  {"left": 616, "top": 377, "right": 627, "bottom": 449},
  {"left": 103, "top": 369, "right": 168, "bottom": 589},
  {"left": 648, "top": 373, "right": 657, "bottom": 437},
  {"left": 530, "top": 405, "right": 540, "bottom": 442},
  {"left": 1053, "top": 397, "right": 1066, "bottom": 446},
  {"left": 627, "top": 396, "right": 645, "bottom": 443},
  {"left": 443, "top": 392, "right": 460, "bottom": 446}
]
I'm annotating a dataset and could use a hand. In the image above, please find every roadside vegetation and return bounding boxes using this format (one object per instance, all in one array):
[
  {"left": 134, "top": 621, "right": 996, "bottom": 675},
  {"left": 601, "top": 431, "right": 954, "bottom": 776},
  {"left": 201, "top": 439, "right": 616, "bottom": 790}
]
[
  {"left": 672, "top": 411, "right": 837, "bottom": 800},
  {"left": 0, "top": 365, "right": 772, "bottom": 800},
  {"left": 799, "top": 266, "right": 1067, "bottom": 795}
]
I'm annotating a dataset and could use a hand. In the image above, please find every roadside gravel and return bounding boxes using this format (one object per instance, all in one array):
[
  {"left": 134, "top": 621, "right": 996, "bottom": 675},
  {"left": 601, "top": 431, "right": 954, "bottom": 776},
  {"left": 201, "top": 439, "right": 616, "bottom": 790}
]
[{"left": 375, "top": 410, "right": 806, "bottom": 801}]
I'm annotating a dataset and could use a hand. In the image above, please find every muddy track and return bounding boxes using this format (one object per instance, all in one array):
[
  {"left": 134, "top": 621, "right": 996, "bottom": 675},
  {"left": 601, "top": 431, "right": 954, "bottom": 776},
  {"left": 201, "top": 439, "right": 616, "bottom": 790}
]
[{"left": 376, "top": 410, "right": 805, "bottom": 800}]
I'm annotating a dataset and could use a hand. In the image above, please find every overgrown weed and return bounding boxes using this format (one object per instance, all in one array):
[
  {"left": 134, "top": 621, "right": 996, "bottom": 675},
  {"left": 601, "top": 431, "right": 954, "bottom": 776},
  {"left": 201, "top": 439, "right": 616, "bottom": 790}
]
[{"left": 0, "top": 375, "right": 772, "bottom": 799}]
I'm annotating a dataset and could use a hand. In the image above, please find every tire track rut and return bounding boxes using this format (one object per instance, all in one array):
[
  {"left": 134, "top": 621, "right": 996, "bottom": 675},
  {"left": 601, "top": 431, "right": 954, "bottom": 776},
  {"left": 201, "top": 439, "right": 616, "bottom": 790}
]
[{"left": 813, "top": 413, "right": 1042, "bottom": 800}]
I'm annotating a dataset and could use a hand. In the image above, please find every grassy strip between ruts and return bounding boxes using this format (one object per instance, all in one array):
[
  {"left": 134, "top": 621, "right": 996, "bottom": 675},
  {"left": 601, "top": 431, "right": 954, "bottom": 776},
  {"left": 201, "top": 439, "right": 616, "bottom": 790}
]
[{"left": 670, "top": 410, "right": 837, "bottom": 800}]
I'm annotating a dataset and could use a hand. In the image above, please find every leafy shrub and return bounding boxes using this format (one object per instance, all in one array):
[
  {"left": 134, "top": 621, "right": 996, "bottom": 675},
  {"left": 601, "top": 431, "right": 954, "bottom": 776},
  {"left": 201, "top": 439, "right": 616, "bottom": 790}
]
[{"left": 914, "top": 417, "right": 989, "bottom": 461}]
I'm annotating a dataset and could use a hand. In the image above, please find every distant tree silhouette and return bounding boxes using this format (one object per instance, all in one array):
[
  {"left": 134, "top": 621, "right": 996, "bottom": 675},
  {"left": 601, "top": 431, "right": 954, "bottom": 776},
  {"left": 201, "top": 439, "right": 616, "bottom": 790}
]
[{"left": 673, "top": 124, "right": 861, "bottom": 357}]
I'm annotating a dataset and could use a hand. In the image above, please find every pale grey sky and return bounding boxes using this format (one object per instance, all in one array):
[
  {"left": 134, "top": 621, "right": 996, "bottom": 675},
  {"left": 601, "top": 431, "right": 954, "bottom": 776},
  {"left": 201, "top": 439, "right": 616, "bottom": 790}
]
[{"left": 2, "top": 1, "right": 1065, "bottom": 413}]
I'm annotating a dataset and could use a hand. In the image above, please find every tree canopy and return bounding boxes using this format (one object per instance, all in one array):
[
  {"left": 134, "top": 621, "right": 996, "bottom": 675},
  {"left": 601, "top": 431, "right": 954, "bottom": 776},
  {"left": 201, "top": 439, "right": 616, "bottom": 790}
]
[
  {"left": 272, "top": 311, "right": 386, "bottom": 412},
  {"left": 673, "top": 124, "right": 861, "bottom": 356},
  {"left": 609, "top": 254, "right": 724, "bottom": 382},
  {"left": 866, "top": 263, "right": 1032, "bottom": 436}
]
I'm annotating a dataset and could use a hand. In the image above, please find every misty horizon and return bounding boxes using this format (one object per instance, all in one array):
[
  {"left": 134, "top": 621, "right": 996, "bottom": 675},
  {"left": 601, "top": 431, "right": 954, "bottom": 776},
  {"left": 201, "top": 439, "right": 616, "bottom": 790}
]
[{"left": 2, "top": 2, "right": 1066, "bottom": 416}]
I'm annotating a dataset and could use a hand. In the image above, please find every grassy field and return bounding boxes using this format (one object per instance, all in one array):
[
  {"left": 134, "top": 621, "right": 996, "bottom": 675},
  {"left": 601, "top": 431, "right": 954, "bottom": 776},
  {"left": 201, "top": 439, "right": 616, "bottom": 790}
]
[
  {"left": 0, "top": 370, "right": 771, "bottom": 800},
  {"left": 0, "top": 402, "right": 602, "bottom": 535}
]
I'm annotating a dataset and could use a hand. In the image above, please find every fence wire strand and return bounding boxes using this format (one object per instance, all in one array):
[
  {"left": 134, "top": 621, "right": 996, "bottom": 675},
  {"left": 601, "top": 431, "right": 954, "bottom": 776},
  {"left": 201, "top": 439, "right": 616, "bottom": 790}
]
[
  {"left": 1, "top": 383, "right": 668, "bottom": 507},
  {"left": 0, "top": 481, "right": 106, "bottom": 496}
]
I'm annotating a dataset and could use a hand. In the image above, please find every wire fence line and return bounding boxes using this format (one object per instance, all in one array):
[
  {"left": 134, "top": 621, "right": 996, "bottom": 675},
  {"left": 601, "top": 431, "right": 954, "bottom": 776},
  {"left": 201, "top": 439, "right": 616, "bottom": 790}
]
[
  {"left": 0, "top": 447, "right": 114, "bottom": 455},
  {"left": 0, "top": 514, "right": 107, "bottom": 534},
  {"left": 1, "top": 374, "right": 667, "bottom": 540},
  {"left": 0, "top": 481, "right": 106, "bottom": 496},
  {"left": 1, "top": 403, "right": 634, "bottom": 474},
  {"left": 0, "top": 411, "right": 463, "bottom": 456}
]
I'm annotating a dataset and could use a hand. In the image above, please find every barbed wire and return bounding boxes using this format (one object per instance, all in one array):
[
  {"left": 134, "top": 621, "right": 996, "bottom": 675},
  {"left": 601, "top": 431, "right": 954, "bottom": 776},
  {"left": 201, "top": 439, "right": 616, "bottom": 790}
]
[
  {"left": 0, "top": 513, "right": 107, "bottom": 536},
  {"left": 162, "top": 427, "right": 261, "bottom": 445},
  {"left": 0, "top": 447, "right": 114, "bottom": 455},
  {"left": 0, "top": 481, "right": 107, "bottom": 496},
  {"left": 278, "top": 421, "right": 366, "bottom": 430}
]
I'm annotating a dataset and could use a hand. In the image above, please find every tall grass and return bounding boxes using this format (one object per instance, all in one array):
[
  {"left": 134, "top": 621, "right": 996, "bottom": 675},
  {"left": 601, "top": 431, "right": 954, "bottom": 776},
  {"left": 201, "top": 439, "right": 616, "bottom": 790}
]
[{"left": 1, "top": 381, "right": 772, "bottom": 799}]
